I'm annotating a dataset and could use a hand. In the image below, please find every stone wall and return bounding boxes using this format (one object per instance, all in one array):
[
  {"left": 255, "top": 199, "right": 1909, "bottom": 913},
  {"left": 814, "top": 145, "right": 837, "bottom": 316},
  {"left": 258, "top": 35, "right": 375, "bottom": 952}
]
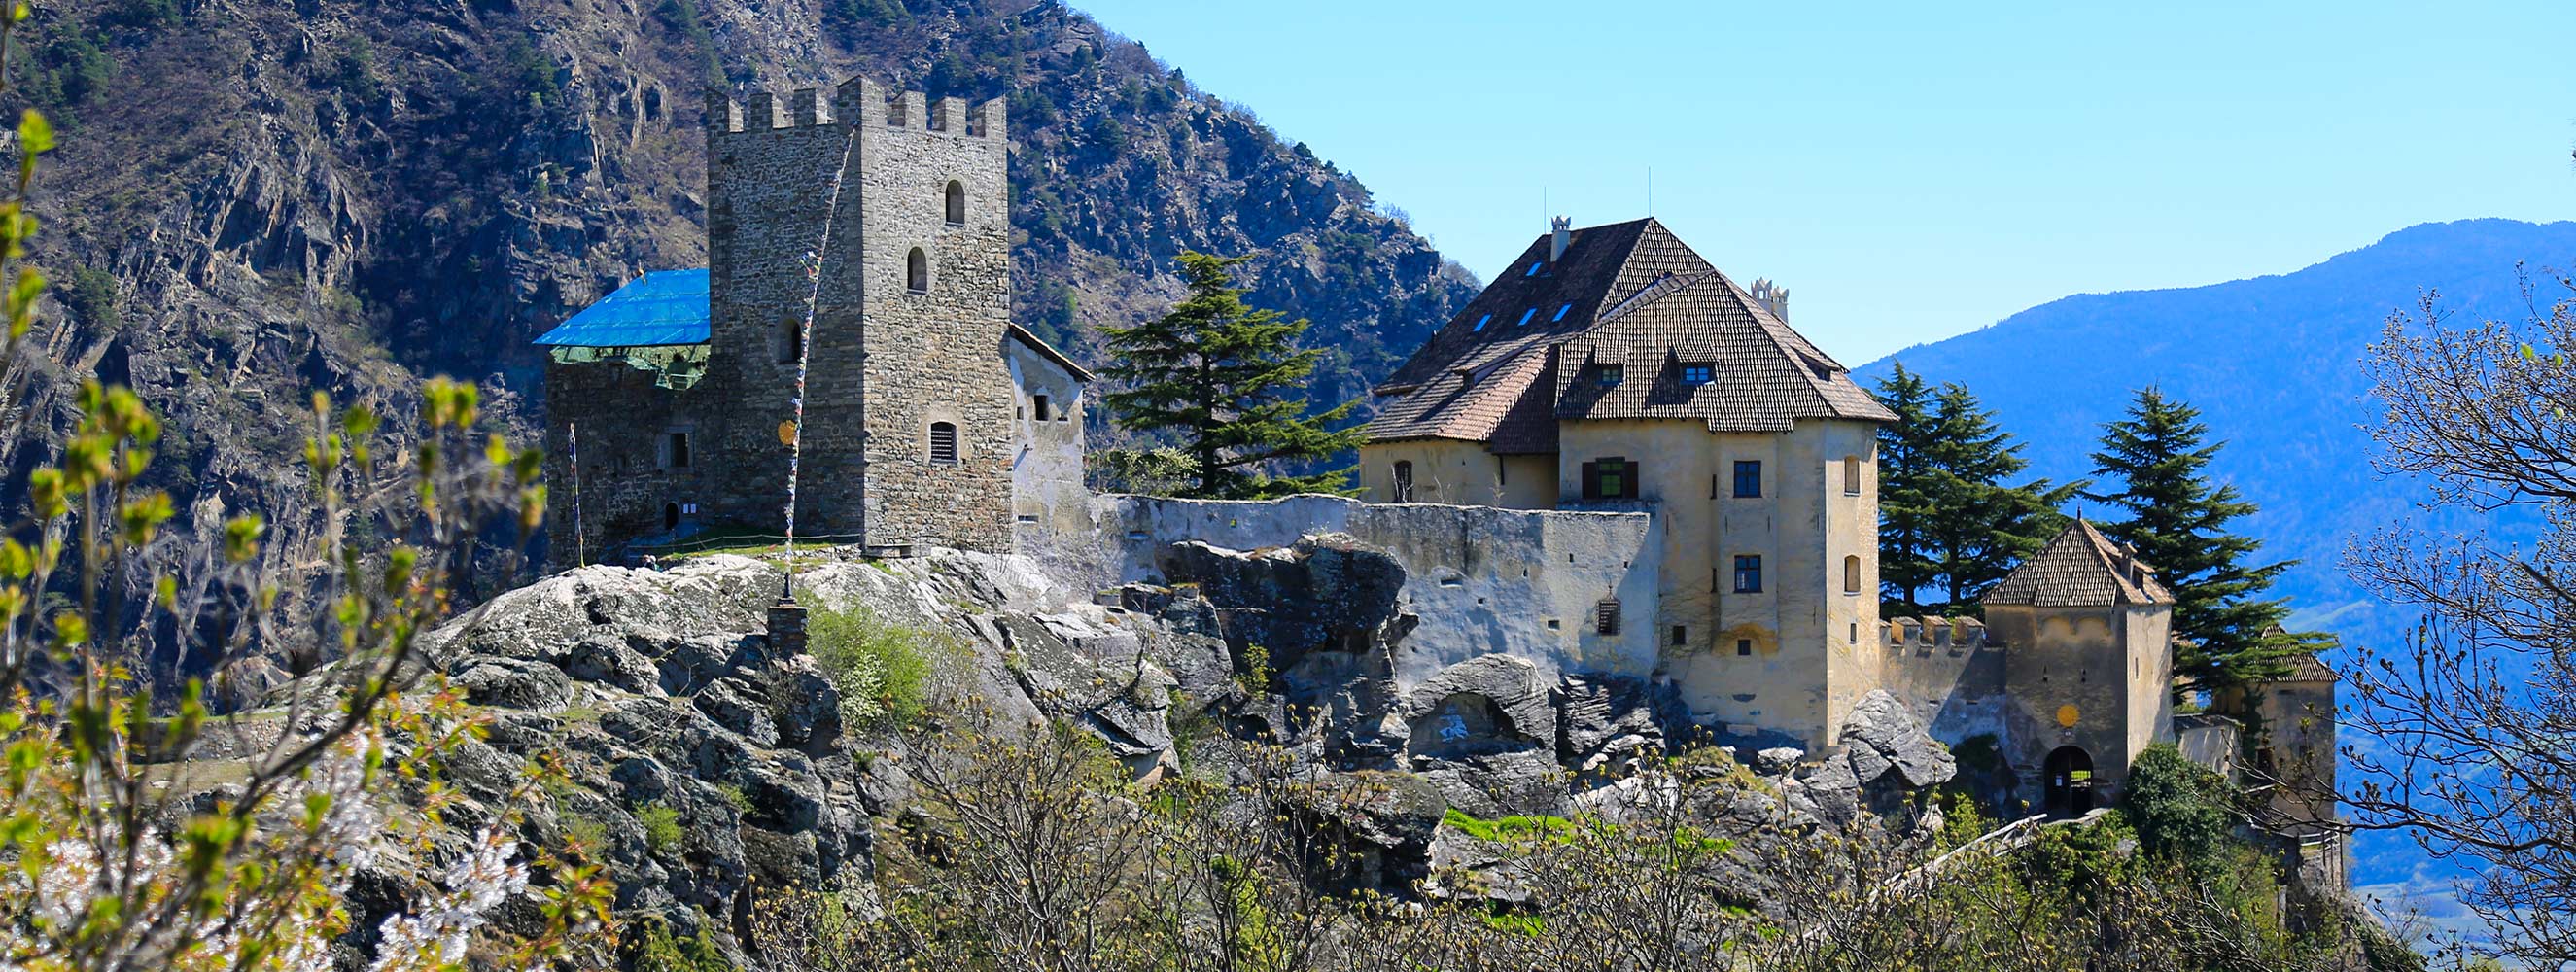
[
  {"left": 1004, "top": 338, "right": 1090, "bottom": 536},
  {"left": 542, "top": 358, "right": 703, "bottom": 562},
  {"left": 849, "top": 84, "right": 1017, "bottom": 553},
  {"left": 1027, "top": 494, "right": 1663, "bottom": 698}
]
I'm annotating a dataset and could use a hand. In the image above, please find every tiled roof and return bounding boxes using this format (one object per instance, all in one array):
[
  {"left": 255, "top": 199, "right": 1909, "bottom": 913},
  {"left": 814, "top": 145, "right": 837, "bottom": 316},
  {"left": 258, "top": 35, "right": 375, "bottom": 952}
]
[
  {"left": 1362, "top": 219, "right": 1894, "bottom": 446},
  {"left": 1983, "top": 519, "right": 2175, "bottom": 608}
]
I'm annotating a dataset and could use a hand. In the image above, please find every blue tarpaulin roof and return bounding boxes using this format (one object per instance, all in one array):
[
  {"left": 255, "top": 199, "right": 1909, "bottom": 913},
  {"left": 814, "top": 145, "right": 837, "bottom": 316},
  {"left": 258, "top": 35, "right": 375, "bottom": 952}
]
[{"left": 534, "top": 269, "right": 711, "bottom": 347}]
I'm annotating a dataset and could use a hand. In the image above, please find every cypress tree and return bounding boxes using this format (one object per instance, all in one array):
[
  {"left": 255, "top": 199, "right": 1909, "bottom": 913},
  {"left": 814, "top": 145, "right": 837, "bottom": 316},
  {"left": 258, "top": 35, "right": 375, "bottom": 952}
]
[
  {"left": 2087, "top": 387, "right": 2323, "bottom": 691},
  {"left": 1874, "top": 365, "right": 2077, "bottom": 612},
  {"left": 1872, "top": 364, "right": 1939, "bottom": 609},
  {"left": 1101, "top": 251, "right": 1364, "bottom": 499},
  {"left": 1920, "top": 384, "right": 2082, "bottom": 607}
]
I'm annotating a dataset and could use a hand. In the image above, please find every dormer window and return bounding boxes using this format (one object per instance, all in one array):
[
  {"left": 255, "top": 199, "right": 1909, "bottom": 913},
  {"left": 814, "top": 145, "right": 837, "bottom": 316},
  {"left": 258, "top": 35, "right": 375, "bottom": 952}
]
[
  {"left": 1516, "top": 308, "right": 1538, "bottom": 327},
  {"left": 1596, "top": 364, "right": 1623, "bottom": 388},
  {"left": 1551, "top": 303, "right": 1572, "bottom": 322},
  {"left": 1524, "top": 261, "right": 1544, "bottom": 277},
  {"left": 1680, "top": 363, "right": 1713, "bottom": 386}
]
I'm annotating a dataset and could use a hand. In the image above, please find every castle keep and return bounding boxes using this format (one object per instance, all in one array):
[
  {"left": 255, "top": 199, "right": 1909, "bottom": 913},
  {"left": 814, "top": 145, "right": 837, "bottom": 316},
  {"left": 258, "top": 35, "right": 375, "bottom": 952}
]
[
  {"left": 539, "top": 79, "right": 1090, "bottom": 558},
  {"left": 540, "top": 76, "right": 2334, "bottom": 820}
]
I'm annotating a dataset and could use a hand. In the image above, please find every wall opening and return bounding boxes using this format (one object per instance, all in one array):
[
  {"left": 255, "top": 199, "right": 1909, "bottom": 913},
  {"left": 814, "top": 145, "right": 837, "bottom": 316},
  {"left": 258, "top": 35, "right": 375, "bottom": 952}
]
[
  {"left": 1733, "top": 555, "right": 1762, "bottom": 593},
  {"left": 1843, "top": 555, "right": 1862, "bottom": 595},
  {"left": 777, "top": 317, "right": 803, "bottom": 364},
  {"left": 1033, "top": 394, "right": 1052, "bottom": 422},
  {"left": 906, "top": 248, "right": 929, "bottom": 293},
  {"left": 1392, "top": 461, "right": 1414, "bottom": 503},
  {"left": 944, "top": 180, "right": 966, "bottom": 226},
  {"left": 927, "top": 422, "right": 958, "bottom": 464},
  {"left": 662, "top": 431, "right": 691, "bottom": 469},
  {"left": 2043, "top": 746, "right": 2095, "bottom": 815},
  {"left": 1843, "top": 455, "right": 1863, "bottom": 496},
  {"left": 1669, "top": 625, "right": 1687, "bottom": 646},
  {"left": 1736, "top": 639, "right": 1752, "bottom": 657},
  {"left": 1594, "top": 599, "right": 1621, "bottom": 635},
  {"left": 663, "top": 503, "right": 679, "bottom": 531}
]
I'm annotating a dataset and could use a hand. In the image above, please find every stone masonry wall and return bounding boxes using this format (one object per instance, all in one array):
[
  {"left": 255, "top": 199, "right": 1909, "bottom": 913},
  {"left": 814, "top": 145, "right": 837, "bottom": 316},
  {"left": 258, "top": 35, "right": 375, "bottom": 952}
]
[
  {"left": 851, "top": 85, "right": 1016, "bottom": 553},
  {"left": 1027, "top": 494, "right": 1664, "bottom": 699},
  {"left": 541, "top": 358, "right": 703, "bottom": 563}
]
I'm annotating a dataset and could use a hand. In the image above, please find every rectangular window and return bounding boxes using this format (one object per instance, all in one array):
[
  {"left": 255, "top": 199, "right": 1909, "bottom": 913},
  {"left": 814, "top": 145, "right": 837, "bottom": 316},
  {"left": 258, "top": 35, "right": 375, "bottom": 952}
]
[
  {"left": 1733, "top": 460, "right": 1762, "bottom": 498},
  {"left": 1669, "top": 625, "right": 1687, "bottom": 646},
  {"left": 1596, "top": 364, "right": 1623, "bottom": 388},
  {"left": 1734, "top": 555, "right": 1763, "bottom": 593},
  {"left": 664, "top": 432, "right": 691, "bottom": 469},
  {"left": 1681, "top": 363, "right": 1713, "bottom": 385},
  {"left": 1595, "top": 600, "right": 1621, "bottom": 635},
  {"left": 1033, "top": 395, "right": 1052, "bottom": 422},
  {"left": 928, "top": 423, "right": 959, "bottom": 464},
  {"left": 1736, "top": 639, "right": 1753, "bottom": 657},
  {"left": 1843, "top": 455, "right": 1862, "bottom": 496},
  {"left": 1582, "top": 458, "right": 1638, "bottom": 501},
  {"left": 1392, "top": 461, "right": 1415, "bottom": 503}
]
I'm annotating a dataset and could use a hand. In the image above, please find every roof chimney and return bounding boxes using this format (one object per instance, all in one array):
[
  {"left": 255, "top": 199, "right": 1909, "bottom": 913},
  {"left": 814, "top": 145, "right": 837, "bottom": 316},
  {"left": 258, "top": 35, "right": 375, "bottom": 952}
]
[{"left": 1550, "top": 216, "right": 1571, "bottom": 261}]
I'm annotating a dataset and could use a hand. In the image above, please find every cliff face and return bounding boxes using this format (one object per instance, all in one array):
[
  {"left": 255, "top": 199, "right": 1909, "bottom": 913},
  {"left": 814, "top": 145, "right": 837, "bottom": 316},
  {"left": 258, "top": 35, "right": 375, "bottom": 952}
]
[{"left": 20, "top": 0, "right": 1476, "bottom": 662}]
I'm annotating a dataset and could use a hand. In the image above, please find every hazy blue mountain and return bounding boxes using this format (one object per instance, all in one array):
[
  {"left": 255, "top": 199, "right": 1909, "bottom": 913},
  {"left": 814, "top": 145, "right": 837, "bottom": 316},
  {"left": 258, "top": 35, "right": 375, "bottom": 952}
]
[
  {"left": 1857, "top": 217, "right": 2576, "bottom": 921},
  {"left": 1861, "top": 218, "right": 2576, "bottom": 624}
]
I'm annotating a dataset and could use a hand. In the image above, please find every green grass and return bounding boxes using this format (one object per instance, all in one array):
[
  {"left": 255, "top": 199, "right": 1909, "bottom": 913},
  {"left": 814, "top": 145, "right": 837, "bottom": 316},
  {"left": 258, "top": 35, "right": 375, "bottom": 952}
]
[{"left": 1442, "top": 808, "right": 1576, "bottom": 844}]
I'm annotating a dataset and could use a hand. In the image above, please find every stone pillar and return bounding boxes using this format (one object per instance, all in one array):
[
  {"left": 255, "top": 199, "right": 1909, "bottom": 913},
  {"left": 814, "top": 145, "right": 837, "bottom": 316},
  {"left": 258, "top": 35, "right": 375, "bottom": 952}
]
[{"left": 768, "top": 600, "right": 810, "bottom": 656}]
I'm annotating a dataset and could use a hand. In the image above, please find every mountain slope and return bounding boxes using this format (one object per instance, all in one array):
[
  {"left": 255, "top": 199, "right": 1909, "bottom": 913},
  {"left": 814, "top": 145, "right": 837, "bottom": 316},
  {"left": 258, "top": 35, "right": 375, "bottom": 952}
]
[
  {"left": 16, "top": 0, "right": 1472, "bottom": 656},
  {"left": 1858, "top": 218, "right": 2576, "bottom": 623}
]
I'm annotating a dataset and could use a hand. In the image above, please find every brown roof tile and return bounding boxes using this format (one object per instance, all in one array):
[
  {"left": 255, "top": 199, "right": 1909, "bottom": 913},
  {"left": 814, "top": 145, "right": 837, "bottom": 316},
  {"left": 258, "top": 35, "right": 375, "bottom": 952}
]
[
  {"left": 1363, "top": 219, "right": 1893, "bottom": 447},
  {"left": 1983, "top": 519, "right": 2175, "bottom": 608}
]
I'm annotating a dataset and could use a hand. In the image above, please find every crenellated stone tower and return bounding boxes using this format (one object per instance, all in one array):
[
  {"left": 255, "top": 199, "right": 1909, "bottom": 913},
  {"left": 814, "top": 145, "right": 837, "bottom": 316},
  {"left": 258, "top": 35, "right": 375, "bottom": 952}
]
[
  {"left": 697, "top": 79, "right": 1017, "bottom": 554},
  {"left": 541, "top": 78, "right": 1082, "bottom": 560}
]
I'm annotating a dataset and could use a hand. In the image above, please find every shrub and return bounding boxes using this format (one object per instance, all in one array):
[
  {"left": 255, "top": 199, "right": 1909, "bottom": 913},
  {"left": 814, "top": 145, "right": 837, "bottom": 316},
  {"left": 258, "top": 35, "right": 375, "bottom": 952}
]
[
  {"left": 2123, "top": 741, "right": 2235, "bottom": 870},
  {"left": 806, "top": 603, "right": 954, "bottom": 732},
  {"left": 637, "top": 803, "right": 682, "bottom": 854}
]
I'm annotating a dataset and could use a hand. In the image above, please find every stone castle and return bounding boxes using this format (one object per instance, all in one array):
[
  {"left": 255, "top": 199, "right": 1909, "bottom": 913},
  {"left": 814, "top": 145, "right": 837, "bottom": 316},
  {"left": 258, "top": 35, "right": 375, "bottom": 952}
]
[{"left": 539, "top": 77, "right": 2337, "bottom": 822}]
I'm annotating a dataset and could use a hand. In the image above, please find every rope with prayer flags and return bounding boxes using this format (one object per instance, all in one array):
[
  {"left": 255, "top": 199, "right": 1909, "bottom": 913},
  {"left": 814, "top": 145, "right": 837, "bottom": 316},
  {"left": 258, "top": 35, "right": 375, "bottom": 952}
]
[{"left": 782, "top": 124, "right": 861, "bottom": 597}]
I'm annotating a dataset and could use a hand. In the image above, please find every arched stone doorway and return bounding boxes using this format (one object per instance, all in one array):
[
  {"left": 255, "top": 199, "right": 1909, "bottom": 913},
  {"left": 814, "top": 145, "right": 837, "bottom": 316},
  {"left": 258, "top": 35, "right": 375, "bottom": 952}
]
[
  {"left": 2043, "top": 746, "right": 2095, "bottom": 815},
  {"left": 663, "top": 503, "right": 680, "bottom": 531}
]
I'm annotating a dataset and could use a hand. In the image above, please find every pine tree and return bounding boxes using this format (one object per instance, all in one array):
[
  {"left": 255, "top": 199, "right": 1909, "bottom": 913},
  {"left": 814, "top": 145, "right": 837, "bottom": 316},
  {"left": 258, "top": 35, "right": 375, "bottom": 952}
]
[
  {"left": 1101, "top": 251, "right": 1365, "bottom": 499},
  {"left": 1873, "top": 364, "right": 1939, "bottom": 608},
  {"left": 1874, "top": 365, "right": 2077, "bottom": 612},
  {"left": 2087, "top": 387, "right": 2323, "bottom": 692}
]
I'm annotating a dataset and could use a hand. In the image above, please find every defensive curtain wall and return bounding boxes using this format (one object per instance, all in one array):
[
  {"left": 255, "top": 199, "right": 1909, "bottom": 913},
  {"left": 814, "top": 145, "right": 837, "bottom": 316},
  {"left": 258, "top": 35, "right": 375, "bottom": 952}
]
[{"left": 1026, "top": 494, "right": 1663, "bottom": 720}]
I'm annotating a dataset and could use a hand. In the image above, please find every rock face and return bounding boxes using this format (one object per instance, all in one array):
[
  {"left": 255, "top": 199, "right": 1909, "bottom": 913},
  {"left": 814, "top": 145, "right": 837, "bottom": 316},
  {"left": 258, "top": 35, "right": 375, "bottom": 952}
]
[{"left": 1782, "top": 689, "right": 1958, "bottom": 825}]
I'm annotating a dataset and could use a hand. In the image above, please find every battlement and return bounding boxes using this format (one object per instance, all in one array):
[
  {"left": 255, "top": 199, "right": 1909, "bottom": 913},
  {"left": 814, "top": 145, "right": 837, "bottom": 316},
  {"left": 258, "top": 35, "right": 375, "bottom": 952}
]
[{"left": 704, "top": 77, "right": 1007, "bottom": 140}]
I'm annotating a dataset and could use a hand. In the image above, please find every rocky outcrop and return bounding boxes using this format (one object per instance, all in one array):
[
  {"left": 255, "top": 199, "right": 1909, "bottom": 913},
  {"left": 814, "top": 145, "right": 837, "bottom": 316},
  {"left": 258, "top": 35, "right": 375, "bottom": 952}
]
[{"left": 1781, "top": 689, "right": 1958, "bottom": 825}]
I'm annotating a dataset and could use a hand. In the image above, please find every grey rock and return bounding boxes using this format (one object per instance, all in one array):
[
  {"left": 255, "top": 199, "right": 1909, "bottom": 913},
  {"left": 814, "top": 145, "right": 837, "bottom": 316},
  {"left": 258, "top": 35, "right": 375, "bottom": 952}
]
[
  {"left": 694, "top": 677, "right": 779, "bottom": 747},
  {"left": 450, "top": 656, "right": 571, "bottom": 711}
]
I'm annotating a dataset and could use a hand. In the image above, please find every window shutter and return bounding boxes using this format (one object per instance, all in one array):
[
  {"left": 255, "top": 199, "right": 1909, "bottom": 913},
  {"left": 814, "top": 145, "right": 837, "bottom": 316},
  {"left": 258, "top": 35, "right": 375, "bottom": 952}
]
[
  {"left": 1595, "top": 599, "right": 1621, "bottom": 635},
  {"left": 1622, "top": 461, "right": 1640, "bottom": 499},
  {"left": 1581, "top": 461, "right": 1599, "bottom": 500}
]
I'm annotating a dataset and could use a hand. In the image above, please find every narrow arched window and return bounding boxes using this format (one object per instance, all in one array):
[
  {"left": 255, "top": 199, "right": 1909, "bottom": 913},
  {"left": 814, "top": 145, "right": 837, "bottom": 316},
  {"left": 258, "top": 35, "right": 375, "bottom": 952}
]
[
  {"left": 927, "top": 422, "right": 958, "bottom": 464},
  {"left": 1392, "top": 461, "right": 1414, "bottom": 503},
  {"left": 906, "top": 248, "right": 929, "bottom": 294},
  {"left": 1843, "top": 455, "right": 1863, "bottom": 496},
  {"left": 777, "top": 317, "right": 803, "bottom": 364},
  {"left": 1843, "top": 555, "right": 1862, "bottom": 595},
  {"left": 944, "top": 181, "right": 965, "bottom": 226}
]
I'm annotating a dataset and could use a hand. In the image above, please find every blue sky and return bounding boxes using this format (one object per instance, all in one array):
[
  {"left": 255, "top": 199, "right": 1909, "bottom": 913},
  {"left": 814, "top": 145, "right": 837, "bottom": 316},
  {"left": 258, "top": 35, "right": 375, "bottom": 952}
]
[{"left": 1071, "top": 0, "right": 2576, "bottom": 364}]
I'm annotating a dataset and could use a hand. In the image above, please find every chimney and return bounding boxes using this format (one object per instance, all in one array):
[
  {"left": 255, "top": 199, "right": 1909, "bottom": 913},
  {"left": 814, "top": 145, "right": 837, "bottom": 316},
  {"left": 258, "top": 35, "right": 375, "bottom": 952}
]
[{"left": 1550, "top": 216, "right": 1571, "bottom": 261}]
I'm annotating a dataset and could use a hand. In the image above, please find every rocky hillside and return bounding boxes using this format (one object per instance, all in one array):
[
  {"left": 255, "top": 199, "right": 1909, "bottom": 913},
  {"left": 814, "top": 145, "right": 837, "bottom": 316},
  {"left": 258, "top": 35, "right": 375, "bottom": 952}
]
[
  {"left": 296, "top": 541, "right": 1953, "bottom": 966},
  {"left": 13, "top": 0, "right": 1476, "bottom": 661}
]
